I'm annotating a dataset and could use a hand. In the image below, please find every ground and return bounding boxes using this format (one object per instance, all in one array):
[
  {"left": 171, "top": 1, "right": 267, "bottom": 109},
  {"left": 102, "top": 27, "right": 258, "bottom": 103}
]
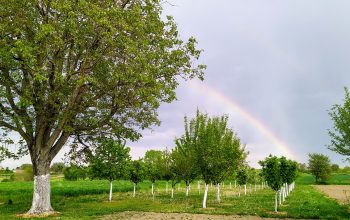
[
  {"left": 0, "top": 173, "right": 349, "bottom": 219},
  {"left": 313, "top": 185, "right": 350, "bottom": 204},
  {"left": 100, "top": 211, "right": 292, "bottom": 220}
]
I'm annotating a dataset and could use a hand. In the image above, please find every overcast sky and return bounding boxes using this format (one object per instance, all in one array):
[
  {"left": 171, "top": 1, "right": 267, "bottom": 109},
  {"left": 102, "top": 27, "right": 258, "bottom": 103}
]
[{"left": 2, "top": 0, "right": 350, "bottom": 168}]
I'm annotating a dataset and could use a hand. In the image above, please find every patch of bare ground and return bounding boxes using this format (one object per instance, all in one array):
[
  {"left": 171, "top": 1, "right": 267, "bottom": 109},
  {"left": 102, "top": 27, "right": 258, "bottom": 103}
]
[
  {"left": 313, "top": 185, "right": 350, "bottom": 204},
  {"left": 100, "top": 211, "right": 293, "bottom": 220}
]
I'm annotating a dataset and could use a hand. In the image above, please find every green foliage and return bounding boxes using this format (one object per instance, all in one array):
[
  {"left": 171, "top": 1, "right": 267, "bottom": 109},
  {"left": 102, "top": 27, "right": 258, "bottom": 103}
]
[
  {"left": 0, "top": 0, "right": 205, "bottom": 180},
  {"left": 179, "top": 111, "right": 246, "bottom": 184},
  {"left": 50, "top": 162, "right": 66, "bottom": 174},
  {"left": 144, "top": 150, "right": 164, "bottom": 183},
  {"left": 89, "top": 138, "right": 131, "bottom": 181},
  {"left": 297, "top": 163, "right": 309, "bottom": 173},
  {"left": 308, "top": 153, "right": 332, "bottom": 183},
  {"left": 237, "top": 169, "right": 248, "bottom": 185},
  {"left": 247, "top": 168, "right": 261, "bottom": 184},
  {"left": 328, "top": 87, "right": 350, "bottom": 161},
  {"left": 128, "top": 159, "right": 146, "bottom": 185},
  {"left": 259, "top": 155, "right": 282, "bottom": 192},
  {"left": 63, "top": 165, "right": 88, "bottom": 181},
  {"left": 173, "top": 135, "right": 198, "bottom": 185}
]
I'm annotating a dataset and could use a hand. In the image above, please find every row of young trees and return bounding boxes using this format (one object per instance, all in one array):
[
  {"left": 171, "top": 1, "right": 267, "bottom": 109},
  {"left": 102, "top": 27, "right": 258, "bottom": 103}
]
[
  {"left": 67, "top": 111, "right": 248, "bottom": 208},
  {"left": 259, "top": 155, "right": 298, "bottom": 212}
]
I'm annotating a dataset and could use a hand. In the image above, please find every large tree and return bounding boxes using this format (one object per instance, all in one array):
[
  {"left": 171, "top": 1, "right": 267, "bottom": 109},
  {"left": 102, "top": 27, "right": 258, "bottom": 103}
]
[
  {"left": 328, "top": 87, "right": 350, "bottom": 161},
  {"left": 0, "top": 0, "right": 204, "bottom": 214}
]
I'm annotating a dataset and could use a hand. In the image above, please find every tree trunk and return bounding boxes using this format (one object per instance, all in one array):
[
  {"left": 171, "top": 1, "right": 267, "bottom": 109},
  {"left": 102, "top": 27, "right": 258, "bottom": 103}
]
[
  {"left": 151, "top": 183, "right": 154, "bottom": 195},
  {"left": 28, "top": 174, "right": 53, "bottom": 214},
  {"left": 216, "top": 183, "right": 220, "bottom": 204},
  {"left": 198, "top": 181, "right": 201, "bottom": 195},
  {"left": 234, "top": 180, "right": 236, "bottom": 188},
  {"left": 171, "top": 186, "right": 174, "bottom": 198},
  {"left": 109, "top": 180, "right": 113, "bottom": 201},
  {"left": 28, "top": 158, "right": 53, "bottom": 215},
  {"left": 275, "top": 191, "right": 278, "bottom": 212},
  {"left": 244, "top": 184, "right": 247, "bottom": 195},
  {"left": 186, "top": 184, "right": 189, "bottom": 197},
  {"left": 279, "top": 190, "right": 282, "bottom": 205},
  {"left": 133, "top": 183, "right": 136, "bottom": 198},
  {"left": 229, "top": 182, "right": 232, "bottom": 189},
  {"left": 166, "top": 181, "right": 168, "bottom": 193},
  {"left": 202, "top": 183, "right": 209, "bottom": 208}
]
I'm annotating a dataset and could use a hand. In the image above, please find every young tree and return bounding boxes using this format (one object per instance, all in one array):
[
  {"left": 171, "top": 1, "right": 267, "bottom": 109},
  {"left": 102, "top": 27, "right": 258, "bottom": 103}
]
[
  {"left": 308, "top": 153, "right": 332, "bottom": 183},
  {"left": 259, "top": 155, "right": 283, "bottom": 212},
  {"left": 144, "top": 150, "right": 164, "bottom": 197},
  {"left": 331, "top": 164, "right": 340, "bottom": 172},
  {"left": 161, "top": 149, "right": 172, "bottom": 193},
  {"left": 63, "top": 164, "right": 87, "bottom": 181},
  {"left": 174, "top": 135, "right": 198, "bottom": 197},
  {"left": 89, "top": 138, "right": 131, "bottom": 201},
  {"left": 178, "top": 111, "right": 246, "bottom": 208},
  {"left": 0, "top": 0, "right": 204, "bottom": 214},
  {"left": 237, "top": 169, "right": 248, "bottom": 195},
  {"left": 128, "top": 159, "right": 146, "bottom": 197},
  {"left": 328, "top": 88, "right": 350, "bottom": 161}
]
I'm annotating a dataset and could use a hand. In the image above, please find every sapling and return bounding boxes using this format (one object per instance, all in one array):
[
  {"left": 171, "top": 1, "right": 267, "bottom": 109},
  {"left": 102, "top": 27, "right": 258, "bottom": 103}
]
[{"left": 259, "top": 155, "right": 283, "bottom": 212}]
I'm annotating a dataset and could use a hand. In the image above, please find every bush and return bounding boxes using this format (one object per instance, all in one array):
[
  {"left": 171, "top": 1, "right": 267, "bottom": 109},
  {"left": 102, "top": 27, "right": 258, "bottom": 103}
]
[
  {"left": 11, "top": 164, "right": 33, "bottom": 181},
  {"left": 63, "top": 165, "right": 88, "bottom": 181}
]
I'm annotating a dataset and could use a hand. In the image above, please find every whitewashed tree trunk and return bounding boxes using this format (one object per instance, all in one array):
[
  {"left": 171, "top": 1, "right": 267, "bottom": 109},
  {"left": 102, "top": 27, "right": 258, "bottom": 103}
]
[
  {"left": 151, "top": 183, "right": 154, "bottom": 195},
  {"left": 28, "top": 174, "right": 53, "bottom": 214},
  {"left": 133, "top": 183, "right": 136, "bottom": 198},
  {"left": 186, "top": 185, "right": 189, "bottom": 197},
  {"left": 109, "top": 180, "right": 113, "bottom": 201},
  {"left": 229, "top": 182, "right": 232, "bottom": 189},
  {"left": 202, "top": 183, "right": 209, "bottom": 208},
  {"left": 166, "top": 182, "right": 168, "bottom": 193},
  {"left": 238, "top": 185, "right": 241, "bottom": 197},
  {"left": 279, "top": 190, "right": 282, "bottom": 205},
  {"left": 216, "top": 183, "right": 220, "bottom": 204},
  {"left": 254, "top": 183, "right": 256, "bottom": 192},
  {"left": 171, "top": 187, "right": 174, "bottom": 198},
  {"left": 282, "top": 186, "right": 285, "bottom": 202},
  {"left": 244, "top": 184, "right": 247, "bottom": 195},
  {"left": 275, "top": 191, "right": 278, "bottom": 212},
  {"left": 198, "top": 181, "right": 201, "bottom": 195}
]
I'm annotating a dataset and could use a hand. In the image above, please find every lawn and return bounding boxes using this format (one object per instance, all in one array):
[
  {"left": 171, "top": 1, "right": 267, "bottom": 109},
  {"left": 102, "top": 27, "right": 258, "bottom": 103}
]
[
  {"left": 296, "top": 172, "right": 350, "bottom": 185},
  {"left": 0, "top": 176, "right": 349, "bottom": 219}
]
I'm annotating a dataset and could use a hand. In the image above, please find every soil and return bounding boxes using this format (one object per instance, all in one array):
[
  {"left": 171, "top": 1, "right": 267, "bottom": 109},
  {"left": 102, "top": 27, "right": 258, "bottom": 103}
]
[
  {"left": 313, "top": 185, "right": 350, "bottom": 204},
  {"left": 100, "top": 211, "right": 293, "bottom": 220}
]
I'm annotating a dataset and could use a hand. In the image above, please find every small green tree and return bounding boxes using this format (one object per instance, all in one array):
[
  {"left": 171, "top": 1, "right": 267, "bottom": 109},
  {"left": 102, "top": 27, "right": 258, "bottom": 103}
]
[
  {"left": 144, "top": 150, "right": 164, "bottom": 196},
  {"left": 178, "top": 111, "right": 246, "bottom": 208},
  {"left": 128, "top": 159, "right": 146, "bottom": 197},
  {"left": 259, "top": 155, "right": 282, "bottom": 212},
  {"left": 308, "top": 153, "right": 332, "bottom": 183},
  {"left": 89, "top": 138, "right": 131, "bottom": 201},
  {"left": 331, "top": 164, "right": 340, "bottom": 172},
  {"left": 237, "top": 169, "right": 248, "bottom": 195},
  {"left": 174, "top": 135, "right": 198, "bottom": 197}
]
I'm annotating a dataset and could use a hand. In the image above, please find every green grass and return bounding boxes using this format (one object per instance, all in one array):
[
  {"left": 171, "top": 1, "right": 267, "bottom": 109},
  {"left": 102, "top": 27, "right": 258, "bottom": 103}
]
[
  {"left": 297, "top": 172, "right": 350, "bottom": 185},
  {"left": 0, "top": 177, "right": 349, "bottom": 219}
]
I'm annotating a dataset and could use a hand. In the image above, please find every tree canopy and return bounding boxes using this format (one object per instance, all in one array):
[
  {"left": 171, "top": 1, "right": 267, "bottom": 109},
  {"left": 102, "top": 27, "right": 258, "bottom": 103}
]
[
  {"left": 328, "top": 87, "right": 350, "bottom": 161},
  {"left": 308, "top": 153, "right": 332, "bottom": 183}
]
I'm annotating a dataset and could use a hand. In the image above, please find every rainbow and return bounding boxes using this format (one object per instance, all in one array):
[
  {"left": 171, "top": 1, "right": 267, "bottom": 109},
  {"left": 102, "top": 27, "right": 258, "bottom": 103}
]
[{"left": 191, "top": 80, "right": 294, "bottom": 159}]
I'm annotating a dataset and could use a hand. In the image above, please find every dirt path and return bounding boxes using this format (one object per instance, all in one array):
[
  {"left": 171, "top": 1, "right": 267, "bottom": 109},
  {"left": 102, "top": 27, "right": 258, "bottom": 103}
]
[
  {"left": 313, "top": 185, "right": 350, "bottom": 204},
  {"left": 100, "top": 211, "right": 293, "bottom": 220}
]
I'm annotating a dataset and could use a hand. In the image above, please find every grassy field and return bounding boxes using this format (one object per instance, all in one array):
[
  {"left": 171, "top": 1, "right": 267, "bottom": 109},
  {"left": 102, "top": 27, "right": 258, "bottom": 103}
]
[
  {"left": 0, "top": 176, "right": 349, "bottom": 219},
  {"left": 296, "top": 172, "right": 350, "bottom": 185}
]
